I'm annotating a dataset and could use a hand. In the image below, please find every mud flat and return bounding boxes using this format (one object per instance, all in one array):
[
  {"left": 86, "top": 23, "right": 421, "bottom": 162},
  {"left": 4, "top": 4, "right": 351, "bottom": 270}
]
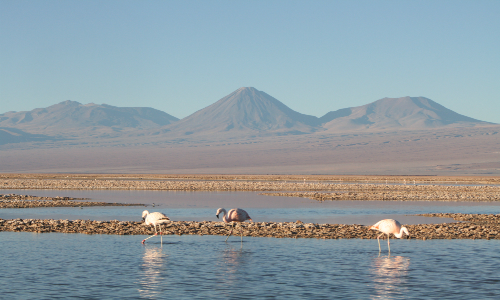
[
  {"left": 0, "top": 194, "right": 143, "bottom": 208},
  {"left": 0, "top": 213, "right": 499, "bottom": 240}
]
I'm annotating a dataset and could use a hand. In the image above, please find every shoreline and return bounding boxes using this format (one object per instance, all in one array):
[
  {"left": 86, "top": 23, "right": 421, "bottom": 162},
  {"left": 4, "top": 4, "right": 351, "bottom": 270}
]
[
  {"left": 2, "top": 175, "right": 500, "bottom": 202},
  {"left": 2, "top": 173, "right": 500, "bottom": 184},
  {"left": 2, "top": 174, "right": 499, "bottom": 240},
  {"left": 1, "top": 213, "right": 499, "bottom": 240},
  {"left": 0, "top": 194, "right": 144, "bottom": 208}
]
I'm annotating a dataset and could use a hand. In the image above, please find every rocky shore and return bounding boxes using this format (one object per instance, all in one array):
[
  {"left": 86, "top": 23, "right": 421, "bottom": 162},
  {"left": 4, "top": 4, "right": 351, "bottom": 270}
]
[
  {"left": 2, "top": 173, "right": 500, "bottom": 185},
  {"left": 0, "top": 194, "right": 143, "bottom": 208},
  {"left": 2, "top": 177, "right": 500, "bottom": 201},
  {"left": 2, "top": 174, "right": 499, "bottom": 240},
  {"left": 261, "top": 189, "right": 500, "bottom": 202},
  {"left": 1, "top": 213, "right": 499, "bottom": 240}
]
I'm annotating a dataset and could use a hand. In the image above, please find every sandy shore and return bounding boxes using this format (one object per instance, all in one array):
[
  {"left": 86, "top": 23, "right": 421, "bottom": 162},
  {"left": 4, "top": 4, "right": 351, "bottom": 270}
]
[{"left": 1, "top": 213, "right": 499, "bottom": 240}]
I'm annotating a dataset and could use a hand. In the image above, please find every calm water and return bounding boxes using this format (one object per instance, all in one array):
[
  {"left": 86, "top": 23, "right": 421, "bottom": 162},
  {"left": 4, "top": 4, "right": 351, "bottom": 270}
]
[
  {"left": 1, "top": 233, "right": 499, "bottom": 299},
  {"left": 2, "top": 189, "right": 500, "bottom": 299},
  {"left": 2, "top": 189, "right": 500, "bottom": 225}
]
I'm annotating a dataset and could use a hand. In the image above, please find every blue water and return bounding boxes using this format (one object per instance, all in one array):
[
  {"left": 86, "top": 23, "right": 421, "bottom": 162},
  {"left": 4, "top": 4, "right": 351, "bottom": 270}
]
[
  {"left": 1, "top": 232, "right": 499, "bottom": 299},
  {"left": 2, "top": 190, "right": 500, "bottom": 298},
  {"left": 2, "top": 189, "right": 500, "bottom": 225}
]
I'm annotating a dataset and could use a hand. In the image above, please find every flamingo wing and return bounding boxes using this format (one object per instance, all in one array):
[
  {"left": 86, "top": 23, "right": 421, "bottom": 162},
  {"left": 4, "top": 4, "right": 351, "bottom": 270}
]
[
  {"left": 146, "top": 212, "right": 170, "bottom": 225},
  {"left": 226, "top": 208, "right": 251, "bottom": 222},
  {"left": 372, "top": 219, "right": 401, "bottom": 235}
]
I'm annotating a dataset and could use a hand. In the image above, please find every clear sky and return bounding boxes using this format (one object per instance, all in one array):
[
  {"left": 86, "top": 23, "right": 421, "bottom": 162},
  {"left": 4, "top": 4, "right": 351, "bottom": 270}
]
[{"left": 1, "top": 0, "right": 499, "bottom": 123}]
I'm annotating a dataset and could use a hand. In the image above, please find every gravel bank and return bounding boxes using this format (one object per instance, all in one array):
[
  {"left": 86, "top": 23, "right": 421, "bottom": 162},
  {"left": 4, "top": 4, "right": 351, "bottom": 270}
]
[
  {"left": 262, "top": 189, "right": 500, "bottom": 202},
  {"left": 1, "top": 214, "right": 499, "bottom": 240},
  {"left": 2, "top": 178, "right": 500, "bottom": 201},
  {"left": 2, "top": 173, "right": 500, "bottom": 185},
  {"left": 0, "top": 194, "right": 143, "bottom": 208}
]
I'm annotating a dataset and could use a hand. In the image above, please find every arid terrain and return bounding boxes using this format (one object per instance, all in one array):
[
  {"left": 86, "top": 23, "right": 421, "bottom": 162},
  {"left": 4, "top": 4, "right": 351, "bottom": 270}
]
[
  {"left": 1, "top": 88, "right": 499, "bottom": 175},
  {"left": 1, "top": 125, "right": 499, "bottom": 175}
]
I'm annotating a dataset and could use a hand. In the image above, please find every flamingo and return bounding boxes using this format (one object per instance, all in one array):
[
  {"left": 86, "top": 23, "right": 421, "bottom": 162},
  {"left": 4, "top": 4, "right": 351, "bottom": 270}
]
[
  {"left": 216, "top": 208, "right": 253, "bottom": 242},
  {"left": 369, "top": 219, "right": 409, "bottom": 252},
  {"left": 141, "top": 210, "right": 170, "bottom": 244}
]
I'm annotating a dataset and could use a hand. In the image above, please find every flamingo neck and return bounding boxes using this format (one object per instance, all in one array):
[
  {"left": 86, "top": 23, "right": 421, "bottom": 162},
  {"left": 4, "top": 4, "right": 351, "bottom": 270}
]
[
  {"left": 394, "top": 226, "right": 408, "bottom": 238},
  {"left": 222, "top": 212, "right": 229, "bottom": 223},
  {"left": 218, "top": 209, "right": 228, "bottom": 221}
]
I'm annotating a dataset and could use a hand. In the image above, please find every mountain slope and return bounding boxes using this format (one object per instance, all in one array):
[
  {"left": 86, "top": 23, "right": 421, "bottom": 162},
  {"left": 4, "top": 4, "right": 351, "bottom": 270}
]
[
  {"left": 163, "top": 87, "right": 320, "bottom": 137},
  {"left": 0, "top": 101, "right": 179, "bottom": 134},
  {"left": 320, "top": 96, "right": 491, "bottom": 131},
  {"left": 0, "top": 127, "right": 55, "bottom": 145}
]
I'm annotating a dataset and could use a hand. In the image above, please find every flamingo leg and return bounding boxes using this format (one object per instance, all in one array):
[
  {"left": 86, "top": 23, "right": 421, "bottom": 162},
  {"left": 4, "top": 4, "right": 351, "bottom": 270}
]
[
  {"left": 141, "top": 224, "right": 159, "bottom": 244},
  {"left": 142, "top": 232, "right": 157, "bottom": 244},
  {"left": 377, "top": 233, "right": 384, "bottom": 252},
  {"left": 240, "top": 226, "right": 243, "bottom": 242},
  {"left": 225, "top": 223, "right": 234, "bottom": 242},
  {"left": 387, "top": 234, "right": 391, "bottom": 253},
  {"left": 159, "top": 224, "right": 163, "bottom": 245}
]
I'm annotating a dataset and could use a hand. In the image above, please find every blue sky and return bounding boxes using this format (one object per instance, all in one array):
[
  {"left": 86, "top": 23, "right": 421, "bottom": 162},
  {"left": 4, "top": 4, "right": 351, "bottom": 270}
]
[{"left": 1, "top": 0, "right": 499, "bottom": 123}]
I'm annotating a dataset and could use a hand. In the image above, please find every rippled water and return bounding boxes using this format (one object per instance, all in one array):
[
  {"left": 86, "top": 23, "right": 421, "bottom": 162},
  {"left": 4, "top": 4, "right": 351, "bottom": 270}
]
[
  {"left": 2, "top": 189, "right": 500, "bottom": 299},
  {"left": 1, "top": 232, "right": 499, "bottom": 299}
]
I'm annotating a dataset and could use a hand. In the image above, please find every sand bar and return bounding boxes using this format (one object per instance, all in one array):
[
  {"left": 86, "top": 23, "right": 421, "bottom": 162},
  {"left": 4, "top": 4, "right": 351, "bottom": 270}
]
[{"left": 0, "top": 213, "right": 499, "bottom": 240}]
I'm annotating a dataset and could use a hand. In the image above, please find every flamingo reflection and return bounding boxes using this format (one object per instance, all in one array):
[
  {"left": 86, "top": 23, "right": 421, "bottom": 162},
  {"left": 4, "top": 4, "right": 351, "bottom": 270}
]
[
  {"left": 370, "top": 255, "right": 410, "bottom": 298},
  {"left": 216, "top": 245, "right": 252, "bottom": 287},
  {"left": 138, "top": 247, "right": 168, "bottom": 298}
]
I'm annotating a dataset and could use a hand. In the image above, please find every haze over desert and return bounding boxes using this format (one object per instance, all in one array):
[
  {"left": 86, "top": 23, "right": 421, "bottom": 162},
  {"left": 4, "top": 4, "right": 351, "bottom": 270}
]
[{"left": 1, "top": 87, "right": 498, "bottom": 175}]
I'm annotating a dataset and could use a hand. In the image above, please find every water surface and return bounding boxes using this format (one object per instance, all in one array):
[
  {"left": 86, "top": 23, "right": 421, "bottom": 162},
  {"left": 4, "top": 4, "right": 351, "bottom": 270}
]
[
  {"left": 1, "top": 232, "right": 499, "bottom": 299},
  {"left": 2, "top": 189, "right": 500, "bottom": 299},
  {"left": 2, "top": 189, "right": 500, "bottom": 224}
]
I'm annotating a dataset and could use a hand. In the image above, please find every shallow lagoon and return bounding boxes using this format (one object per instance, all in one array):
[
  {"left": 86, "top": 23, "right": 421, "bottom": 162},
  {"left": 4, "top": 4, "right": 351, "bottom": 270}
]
[
  {"left": 2, "top": 189, "right": 500, "bottom": 224},
  {"left": 1, "top": 233, "right": 500, "bottom": 299},
  {"left": 2, "top": 189, "right": 500, "bottom": 299}
]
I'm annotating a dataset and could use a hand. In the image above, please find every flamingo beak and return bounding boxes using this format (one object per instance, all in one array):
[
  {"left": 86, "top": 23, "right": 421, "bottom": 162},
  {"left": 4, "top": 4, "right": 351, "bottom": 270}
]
[{"left": 216, "top": 215, "right": 219, "bottom": 219}]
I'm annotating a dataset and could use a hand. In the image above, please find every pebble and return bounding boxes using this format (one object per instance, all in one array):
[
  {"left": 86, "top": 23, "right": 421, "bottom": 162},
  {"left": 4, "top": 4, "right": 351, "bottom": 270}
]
[
  {"left": 1, "top": 214, "right": 499, "bottom": 240},
  {"left": 0, "top": 194, "right": 143, "bottom": 208},
  {"left": 1, "top": 178, "right": 499, "bottom": 201}
]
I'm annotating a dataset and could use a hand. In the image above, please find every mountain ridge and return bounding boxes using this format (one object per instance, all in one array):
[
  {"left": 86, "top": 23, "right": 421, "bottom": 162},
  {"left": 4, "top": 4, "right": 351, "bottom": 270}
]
[
  {"left": 161, "top": 87, "right": 320, "bottom": 137},
  {"left": 0, "top": 88, "right": 494, "bottom": 143},
  {"left": 320, "top": 96, "right": 490, "bottom": 131},
  {"left": 0, "top": 101, "right": 179, "bottom": 134}
]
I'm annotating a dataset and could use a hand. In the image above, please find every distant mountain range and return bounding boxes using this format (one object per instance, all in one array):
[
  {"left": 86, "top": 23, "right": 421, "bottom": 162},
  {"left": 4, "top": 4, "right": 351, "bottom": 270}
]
[
  {"left": 0, "top": 87, "right": 493, "bottom": 144},
  {"left": 319, "top": 96, "right": 486, "bottom": 131},
  {"left": 162, "top": 87, "right": 320, "bottom": 137},
  {"left": 0, "top": 101, "right": 178, "bottom": 132}
]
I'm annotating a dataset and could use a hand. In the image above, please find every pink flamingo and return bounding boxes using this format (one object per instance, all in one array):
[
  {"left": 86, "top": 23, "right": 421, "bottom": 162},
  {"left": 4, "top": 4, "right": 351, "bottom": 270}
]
[
  {"left": 370, "top": 219, "right": 409, "bottom": 252},
  {"left": 141, "top": 210, "right": 170, "bottom": 244},
  {"left": 216, "top": 208, "right": 253, "bottom": 242}
]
